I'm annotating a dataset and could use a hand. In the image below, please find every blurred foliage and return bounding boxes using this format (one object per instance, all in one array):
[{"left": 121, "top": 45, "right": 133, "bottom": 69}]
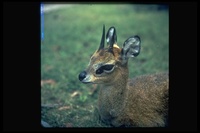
[{"left": 41, "top": 4, "right": 168, "bottom": 127}]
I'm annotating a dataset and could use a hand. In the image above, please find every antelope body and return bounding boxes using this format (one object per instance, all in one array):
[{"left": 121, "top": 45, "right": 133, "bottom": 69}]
[{"left": 78, "top": 25, "right": 168, "bottom": 127}]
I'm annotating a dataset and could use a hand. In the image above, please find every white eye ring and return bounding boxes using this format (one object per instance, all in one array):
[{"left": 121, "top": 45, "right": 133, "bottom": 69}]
[{"left": 104, "top": 65, "right": 115, "bottom": 73}]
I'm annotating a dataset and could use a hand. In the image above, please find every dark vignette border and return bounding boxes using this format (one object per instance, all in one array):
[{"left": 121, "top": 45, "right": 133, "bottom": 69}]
[{"left": 3, "top": 1, "right": 197, "bottom": 132}]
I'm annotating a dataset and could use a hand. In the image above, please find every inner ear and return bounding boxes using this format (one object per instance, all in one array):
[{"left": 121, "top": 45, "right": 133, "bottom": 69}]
[
  {"left": 121, "top": 36, "right": 141, "bottom": 63},
  {"left": 106, "top": 27, "right": 117, "bottom": 54}
]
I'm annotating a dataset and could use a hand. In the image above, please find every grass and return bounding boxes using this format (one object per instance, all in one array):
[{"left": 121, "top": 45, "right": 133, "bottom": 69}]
[{"left": 41, "top": 4, "right": 169, "bottom": 127}]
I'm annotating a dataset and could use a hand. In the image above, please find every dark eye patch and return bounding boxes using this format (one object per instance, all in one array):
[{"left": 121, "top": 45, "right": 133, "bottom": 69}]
[
  {"left": 95, "top": 64, "right": 114, "bottom": 75},
  {"left": 102, "top": 65, "right": 114, "bottom": 71},
  {"left": 96, "top": 67, "right": 104, "bottom": 74}
]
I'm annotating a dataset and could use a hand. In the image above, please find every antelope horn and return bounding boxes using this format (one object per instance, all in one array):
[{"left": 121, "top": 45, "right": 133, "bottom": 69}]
[{"left": 98, "top": 25, "right": 105, "bottom": 51}]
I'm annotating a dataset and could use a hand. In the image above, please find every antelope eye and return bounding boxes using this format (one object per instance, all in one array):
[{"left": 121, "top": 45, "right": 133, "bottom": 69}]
[
  {"left": 102, "top": 65, "right": 114, "bottom": 71},
  {"left": 96, "top": 68, "right": 104, "bottom": 74},
  {"left": 95, "top": 65, "right": 114, "bottom": 75}
]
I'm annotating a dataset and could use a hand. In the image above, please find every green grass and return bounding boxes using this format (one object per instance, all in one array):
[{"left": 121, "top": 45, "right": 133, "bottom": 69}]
[{"left": 41, "top": 4, "right": 169, "bottom": 127}]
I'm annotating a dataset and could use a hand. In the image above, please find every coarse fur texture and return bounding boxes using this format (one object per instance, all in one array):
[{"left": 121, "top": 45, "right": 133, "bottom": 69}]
[{"left": 79, "top": 26, "right": 169, "bottom": 127}]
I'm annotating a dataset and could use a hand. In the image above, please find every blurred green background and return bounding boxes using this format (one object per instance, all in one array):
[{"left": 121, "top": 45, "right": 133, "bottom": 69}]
[{"left": 41, "top": 4, "right": 169, "bottom": 127}]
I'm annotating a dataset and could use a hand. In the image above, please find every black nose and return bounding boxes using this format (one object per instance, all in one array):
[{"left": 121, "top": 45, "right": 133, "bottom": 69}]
[{"left": 79, "top": 71, "right": 87, "bottom": 81}]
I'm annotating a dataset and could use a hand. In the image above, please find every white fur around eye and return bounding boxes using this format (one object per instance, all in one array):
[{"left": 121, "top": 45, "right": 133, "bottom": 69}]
[
  {"left": 93, "top": 64, "right": 101, "bottom": 71},
  {"left": 104, "top": 65, "right": 115, "bottom": 73}
]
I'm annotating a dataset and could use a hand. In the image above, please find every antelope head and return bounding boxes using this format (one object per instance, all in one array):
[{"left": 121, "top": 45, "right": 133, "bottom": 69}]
[{"left": 78, "top": 25, "right": 141, "bottom": 85}]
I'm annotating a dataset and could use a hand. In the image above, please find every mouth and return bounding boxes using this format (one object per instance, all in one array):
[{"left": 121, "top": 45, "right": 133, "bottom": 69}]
[{"left": 81, "top": 81, "right": 92, "bottom": 84}]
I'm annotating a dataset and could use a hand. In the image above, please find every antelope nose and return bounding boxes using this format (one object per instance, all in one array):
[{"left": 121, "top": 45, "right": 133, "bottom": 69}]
[{"left": 79, "top": 71, "right": 87, "bottom": 81}]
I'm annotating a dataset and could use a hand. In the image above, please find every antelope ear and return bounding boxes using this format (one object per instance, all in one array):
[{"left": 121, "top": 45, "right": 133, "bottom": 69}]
[
  {"left": 121, "top": 35, "right": 141, "bottom": 64},
  {"left": 106, "top": 26, "right": 117, "bottom": 53}
]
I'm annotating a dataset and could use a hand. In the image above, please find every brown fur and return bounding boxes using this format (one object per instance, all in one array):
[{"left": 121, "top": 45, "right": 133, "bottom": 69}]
[
  {"left": 98, "top": 72, "right": 168, "bottom": 127},
  {"left": 89, "top": 46, "right": 169, "bottom": 127},
  {"left": 78, "top": 25, "right": 169, "bottom": 127}
]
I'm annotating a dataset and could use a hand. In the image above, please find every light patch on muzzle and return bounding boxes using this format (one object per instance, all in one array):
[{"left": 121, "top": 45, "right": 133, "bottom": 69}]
[{"left": 81, "top": 74, "right": 93, "bottom": 83}]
